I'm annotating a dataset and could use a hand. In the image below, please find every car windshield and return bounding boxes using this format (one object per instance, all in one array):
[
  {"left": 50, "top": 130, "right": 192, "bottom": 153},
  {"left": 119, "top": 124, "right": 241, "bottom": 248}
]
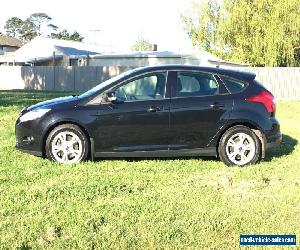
[{"left": 79, "top": 68, "right": 139, "bottom": 98}]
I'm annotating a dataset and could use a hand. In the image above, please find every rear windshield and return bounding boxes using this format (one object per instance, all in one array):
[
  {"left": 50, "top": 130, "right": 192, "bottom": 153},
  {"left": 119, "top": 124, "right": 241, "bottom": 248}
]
[{"left": 220, "top": 75, "right": 248, "bottom": 93}]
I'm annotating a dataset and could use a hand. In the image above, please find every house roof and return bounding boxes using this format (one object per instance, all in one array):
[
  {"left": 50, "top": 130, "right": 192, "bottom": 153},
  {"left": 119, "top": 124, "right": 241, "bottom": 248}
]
[
  {"left": 89, "top": 49, "right": 227, "bottom": 66},
  {"left": 90, "top": 51, "right": 184, "bottom": 59},
  {"left": 54, "top": 45, "right": 101, "bottom": 58},
  {"left": 0, "top": 36, "right": 247, "bottom": 67},
  {"left": 0, "top": 35, "right": 22, "bottom": 47},
  {"left": 89, "top": 50, "right": 248, "bottom": 67},
  {"left": 89, "top": 49, "right": 223, "bottom": 61},
  {"left": 10, "top": 36, "right": 108, "bottom": 63}
]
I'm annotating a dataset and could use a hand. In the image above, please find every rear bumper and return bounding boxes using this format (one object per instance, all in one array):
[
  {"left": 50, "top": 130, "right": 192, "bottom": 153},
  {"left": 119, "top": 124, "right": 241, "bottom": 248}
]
[{"left": 266, "top": 132, "right": 282, "bottom": 150}]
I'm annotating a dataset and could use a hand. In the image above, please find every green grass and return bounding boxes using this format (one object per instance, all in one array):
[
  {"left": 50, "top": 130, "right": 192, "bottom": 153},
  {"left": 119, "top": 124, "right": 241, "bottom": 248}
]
[{"left": 0, "top": 90, "right": 299, "bottom": 249}]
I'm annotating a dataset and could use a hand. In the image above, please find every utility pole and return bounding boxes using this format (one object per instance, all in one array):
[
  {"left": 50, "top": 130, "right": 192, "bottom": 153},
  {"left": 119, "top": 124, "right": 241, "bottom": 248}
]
[{"left": 89, "top": 29, "right": 101, "bottom": 45}]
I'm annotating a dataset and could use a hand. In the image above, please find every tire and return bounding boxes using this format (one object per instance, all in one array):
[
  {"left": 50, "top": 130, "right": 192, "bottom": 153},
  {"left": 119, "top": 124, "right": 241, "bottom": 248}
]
[
  {"left": 46, "top": 124, "right": 89, "bottom": 163},
  {"left": 218, "top": 125, "right": 261, "bottom": 167}
]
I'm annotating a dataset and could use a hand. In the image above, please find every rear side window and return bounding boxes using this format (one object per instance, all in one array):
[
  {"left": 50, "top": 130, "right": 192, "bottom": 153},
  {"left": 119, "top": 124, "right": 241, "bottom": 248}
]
[
  {"left": 175, "top": 72, "right": 219, "bottom": 97},
  {"left": 220, "top": 76, "right": 247, "bottom": 93}
]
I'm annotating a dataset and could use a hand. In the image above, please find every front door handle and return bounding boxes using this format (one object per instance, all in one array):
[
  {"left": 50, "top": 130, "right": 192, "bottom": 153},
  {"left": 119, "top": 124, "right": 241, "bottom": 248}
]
[
  {"left": 210, "top": 102, "right": 224, "bottom": 109},
  {"left": 147, "top": 106, "right": 161, "bottom": 112}
]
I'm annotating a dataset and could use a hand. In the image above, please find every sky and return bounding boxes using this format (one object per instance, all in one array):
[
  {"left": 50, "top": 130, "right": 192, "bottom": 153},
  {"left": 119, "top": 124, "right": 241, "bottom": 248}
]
[{"left": 0, "top": 0, "right": 195, "bottom": 52}]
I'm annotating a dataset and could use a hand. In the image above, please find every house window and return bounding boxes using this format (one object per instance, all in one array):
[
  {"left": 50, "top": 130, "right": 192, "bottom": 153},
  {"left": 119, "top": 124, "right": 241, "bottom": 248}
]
[{"left": 70, "top": 59, "right": 78, "bottom": 66}]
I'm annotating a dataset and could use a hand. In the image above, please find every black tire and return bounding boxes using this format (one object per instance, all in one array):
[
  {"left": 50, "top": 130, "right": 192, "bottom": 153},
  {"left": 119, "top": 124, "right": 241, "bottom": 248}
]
[
  {"left": 218, "top": 125, "right": 261, "bottom": 167},
  {"left": 46, "top": 124, "right": 89, "bottom": 163}
]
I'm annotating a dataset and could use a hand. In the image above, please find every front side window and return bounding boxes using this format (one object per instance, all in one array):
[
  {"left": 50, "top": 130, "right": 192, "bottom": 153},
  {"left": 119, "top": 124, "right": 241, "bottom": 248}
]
[
  {"left": 175, "top": 72, "right": 219, "bottom": 97},
  {"left": 114, "top": 72, "right": 166, "bottom": 101}
]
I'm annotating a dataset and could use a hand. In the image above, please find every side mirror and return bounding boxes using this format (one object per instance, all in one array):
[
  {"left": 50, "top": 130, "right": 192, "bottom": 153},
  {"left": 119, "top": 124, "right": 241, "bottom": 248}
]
[{"left": 106, "top": 91, "right": 117, "bottom": 103}]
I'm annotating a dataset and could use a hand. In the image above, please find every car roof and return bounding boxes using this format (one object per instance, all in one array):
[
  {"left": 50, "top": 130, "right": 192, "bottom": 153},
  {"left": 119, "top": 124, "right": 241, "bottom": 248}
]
[{"left": 132, "top": 65, "right": 256, "bottom": 82}]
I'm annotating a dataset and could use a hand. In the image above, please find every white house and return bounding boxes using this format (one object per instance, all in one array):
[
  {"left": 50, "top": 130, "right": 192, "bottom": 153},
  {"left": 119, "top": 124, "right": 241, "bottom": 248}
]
[
  {"left": 84, "top": 49, "right": 246, "bottom": 68},
  {"left": 0, "top": 35, "right": 22, "bottom": 56},
  {"left": 0, "top": 36, "right": 247, "bottom": 68},
  {"left": 0, "top": 37, "right": 111, "bottom": 66}
]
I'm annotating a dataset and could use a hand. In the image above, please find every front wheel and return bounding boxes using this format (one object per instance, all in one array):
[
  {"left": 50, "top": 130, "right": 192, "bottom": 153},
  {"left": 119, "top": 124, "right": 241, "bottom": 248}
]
[
  {"left": 46, "top": 124, "right": 89, "bottom": 163},
  {"left": 218, "top": 125, "right": 261, "bottom": 166}
]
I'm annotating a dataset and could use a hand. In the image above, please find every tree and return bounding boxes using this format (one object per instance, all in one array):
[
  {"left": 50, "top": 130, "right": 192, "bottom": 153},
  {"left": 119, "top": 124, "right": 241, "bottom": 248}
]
[
  {"left": 3, "top": 13, "right": 83, "bottom": 43},
  {"left": 51, "top": 29, "right": 84, "bottom": 42},
  {"left": 22, "top": 13, "right": 58, "bottom": 42},
  {"left": 4, "top": 13, "right": 57, "bottom": 42},
  {"left": 27, "top": 13, "right": 54, "bottom": 36},
  {"left": 182, "top": 0, "right": 300, "bottom": 66},
  {"left": 21, "top": 18, "right": 38, "bottom": 42},
  {"left": 4, "top": 17, "right": 23, "bottom": 38},
  {"left": 131, "top": 36, "right": 152, "bottom": 51}
]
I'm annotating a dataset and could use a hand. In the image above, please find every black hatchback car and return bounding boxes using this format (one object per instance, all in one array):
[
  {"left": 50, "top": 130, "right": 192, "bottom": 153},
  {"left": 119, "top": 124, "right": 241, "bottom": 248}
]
[{"left": 15, "top": 65, "right": 281, "bottom": 166}]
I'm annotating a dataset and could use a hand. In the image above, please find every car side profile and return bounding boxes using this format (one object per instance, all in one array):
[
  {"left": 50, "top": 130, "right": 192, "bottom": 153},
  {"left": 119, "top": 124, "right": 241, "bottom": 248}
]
[{"left": 15, "top": 65, "right": 282, "bottom": 166}]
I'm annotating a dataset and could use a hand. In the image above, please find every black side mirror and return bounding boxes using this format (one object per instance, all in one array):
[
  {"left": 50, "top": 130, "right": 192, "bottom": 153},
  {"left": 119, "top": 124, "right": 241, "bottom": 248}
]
[{"left": 106, "top": 91, "right": 117, "bottom": 103}]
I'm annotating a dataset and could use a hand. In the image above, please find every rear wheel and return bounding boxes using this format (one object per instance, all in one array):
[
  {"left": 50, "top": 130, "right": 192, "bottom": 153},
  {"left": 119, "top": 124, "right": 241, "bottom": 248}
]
[
  {"left": 46, "top": 124, "right": 89, "bottom": 163},
  {"left": 218, "top": 125, "right": 261, "bottom": 166}
]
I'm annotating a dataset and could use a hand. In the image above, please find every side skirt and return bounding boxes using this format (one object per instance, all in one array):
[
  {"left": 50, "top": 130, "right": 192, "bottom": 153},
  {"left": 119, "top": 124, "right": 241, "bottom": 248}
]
[
  {"left": 15, "top": 146, "right": 43, "bottom": 157},
  {"left": 94, "top": 147, "right": 217, "bottom": 158}
]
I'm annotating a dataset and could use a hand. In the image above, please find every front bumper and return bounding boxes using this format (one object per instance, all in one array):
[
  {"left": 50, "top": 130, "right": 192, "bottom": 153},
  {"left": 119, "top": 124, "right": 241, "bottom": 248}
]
[{"left": 15, "top": 118, "right": 44, "bottom": 157}]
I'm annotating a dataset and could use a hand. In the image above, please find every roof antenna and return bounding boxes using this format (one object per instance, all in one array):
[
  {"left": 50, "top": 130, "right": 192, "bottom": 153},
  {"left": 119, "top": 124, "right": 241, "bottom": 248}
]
[{"left": 89, "top": 29, "right": 101, "bottom": 45}]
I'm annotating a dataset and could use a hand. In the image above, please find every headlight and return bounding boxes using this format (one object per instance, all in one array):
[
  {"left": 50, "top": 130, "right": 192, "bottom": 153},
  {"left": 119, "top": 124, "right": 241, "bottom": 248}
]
[{"left": 19, "top": 108, "right": 51, "bottom": 122}]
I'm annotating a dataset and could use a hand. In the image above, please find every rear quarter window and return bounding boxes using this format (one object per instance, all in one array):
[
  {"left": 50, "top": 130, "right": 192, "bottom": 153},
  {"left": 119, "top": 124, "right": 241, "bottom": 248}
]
[{"left": 220, "top": 76, "right": 248, "bottom": 93}]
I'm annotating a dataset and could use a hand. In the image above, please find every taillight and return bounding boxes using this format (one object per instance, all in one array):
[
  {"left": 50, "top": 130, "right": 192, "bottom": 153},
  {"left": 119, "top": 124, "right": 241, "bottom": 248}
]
[{"left": 246, "top": 90, "right": 276, "bottom": 113}]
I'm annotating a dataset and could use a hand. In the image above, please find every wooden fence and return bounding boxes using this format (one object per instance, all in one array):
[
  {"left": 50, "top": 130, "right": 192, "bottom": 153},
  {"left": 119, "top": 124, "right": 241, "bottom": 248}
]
[
  {"left": 239, "top": 67, "right": 300, "bottom": 100},
  {"left": 0, "top": 66, "right": 299, "bottom": 99},
  {"left": 0, "top": 66, "right": 133, "bottom": 93}
]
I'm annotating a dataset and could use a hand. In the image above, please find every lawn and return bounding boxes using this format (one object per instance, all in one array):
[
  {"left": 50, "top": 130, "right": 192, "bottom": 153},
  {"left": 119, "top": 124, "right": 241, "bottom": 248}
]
[{"left": 0, "top": 90, "right": 299, "bottom": 249}]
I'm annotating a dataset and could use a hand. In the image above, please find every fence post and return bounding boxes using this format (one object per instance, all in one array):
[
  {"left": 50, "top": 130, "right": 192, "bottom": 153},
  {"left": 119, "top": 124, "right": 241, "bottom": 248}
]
[{"left": 73, "top": 66, "right": 76, "bottom": 92}]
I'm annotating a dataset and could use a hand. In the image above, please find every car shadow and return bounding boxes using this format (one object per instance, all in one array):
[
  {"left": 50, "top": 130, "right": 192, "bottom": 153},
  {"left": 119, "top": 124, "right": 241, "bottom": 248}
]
[
  {"left": 93, "top": 134, "right": 297, "bottom": 163},
  {"left": 264, "top": 134, "right": 298, "bottom": 162}
]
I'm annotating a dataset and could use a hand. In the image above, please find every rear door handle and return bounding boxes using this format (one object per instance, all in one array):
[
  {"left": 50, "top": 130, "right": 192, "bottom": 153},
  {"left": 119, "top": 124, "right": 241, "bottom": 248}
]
[
  {"left": 210, "top": 102, "right": 224, "bottom": 109},
  {"left": 147, "top": 106, "right": 161, "bottom": 112}
]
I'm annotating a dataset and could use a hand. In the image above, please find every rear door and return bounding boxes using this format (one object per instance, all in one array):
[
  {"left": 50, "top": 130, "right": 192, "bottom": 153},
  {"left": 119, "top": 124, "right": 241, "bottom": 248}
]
[{"left": 168, "top": 71, "right": 233, "bottom": 149}]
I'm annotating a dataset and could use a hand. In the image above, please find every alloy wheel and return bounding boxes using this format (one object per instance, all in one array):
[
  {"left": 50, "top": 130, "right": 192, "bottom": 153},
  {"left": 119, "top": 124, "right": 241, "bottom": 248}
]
[
  {"left": 51, "top": 131, "right": 83, "bottom": 163},
  {"left": 225, "top": 132, "right": 256, "bottom": 166}
]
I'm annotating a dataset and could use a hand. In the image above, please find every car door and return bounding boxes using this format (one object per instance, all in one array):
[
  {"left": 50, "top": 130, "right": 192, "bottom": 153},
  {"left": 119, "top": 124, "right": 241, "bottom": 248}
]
[
  {"left": 168, "top": 71, "right": 233, "bottom": 149},
  {"left": 93, "top": 71, "right": 170, "bottom": 152}
]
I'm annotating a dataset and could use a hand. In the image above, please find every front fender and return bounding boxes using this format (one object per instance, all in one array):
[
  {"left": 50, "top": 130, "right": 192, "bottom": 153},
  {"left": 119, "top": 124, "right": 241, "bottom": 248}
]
[{"left": 39, "top": 111, "right": 95, "bottom": 153}]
